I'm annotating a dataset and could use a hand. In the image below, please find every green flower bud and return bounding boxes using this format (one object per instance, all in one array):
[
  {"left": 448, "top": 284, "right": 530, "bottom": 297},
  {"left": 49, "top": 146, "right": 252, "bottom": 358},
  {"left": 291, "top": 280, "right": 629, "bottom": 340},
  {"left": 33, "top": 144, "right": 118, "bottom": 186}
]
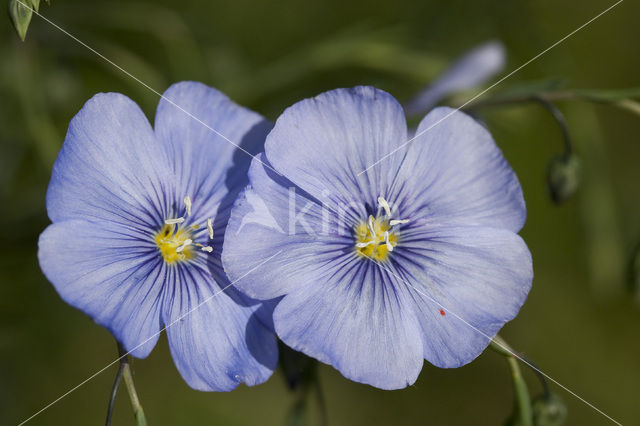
[
  {"left": 8, "top": 0, "right": 33, "bottom": 41},
  {"left": 547, "top": 155, "right": 580, "bottom": 204},
  {"left": 532, "top": 393, "right": 568, "bottom": 426}
]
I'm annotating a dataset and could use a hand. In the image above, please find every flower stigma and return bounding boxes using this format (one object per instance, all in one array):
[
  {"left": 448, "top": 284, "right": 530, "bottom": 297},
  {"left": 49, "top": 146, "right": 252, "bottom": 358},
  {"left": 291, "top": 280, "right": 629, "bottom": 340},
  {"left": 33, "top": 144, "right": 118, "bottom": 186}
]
[
  {"left": 354, "top": 197, "right": 408, "bottom": 261},
  {"left": 155, "top": 196, "right": 213, "bottom": 264}
]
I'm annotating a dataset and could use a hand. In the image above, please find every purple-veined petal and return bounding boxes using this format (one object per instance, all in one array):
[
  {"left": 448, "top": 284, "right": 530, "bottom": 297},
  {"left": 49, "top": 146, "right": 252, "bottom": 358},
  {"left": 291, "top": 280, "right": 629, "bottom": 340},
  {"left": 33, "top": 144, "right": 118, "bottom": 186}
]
[
  {"left": 391, "top": 224, "right": 532, "bottom": 367},
  {"left": 395, "top": 107, "right": 526, "bottom": 232},
  {"left": 38, "top": 220, "right": 164, "bottom": 358},
  {"left": 264, "top": 86, "right": 408, "bottom": 223},
  {"left": 404, "top": 41, "right": 506, "bottom": 116},
  {"left": 274, "top": 260, "right": 424, "bottom": 390},
  {"left": 223, "top": 154, "right": 351, "bottom": 300},
  {"left": 162, "top": 263, "right": 277, "bottom": 391},
  {"left": 154, "top": 81, "right": 272, "bottom": 226},
  {"left": 47, "top": 93, "right": 174, "bottom": 230}
]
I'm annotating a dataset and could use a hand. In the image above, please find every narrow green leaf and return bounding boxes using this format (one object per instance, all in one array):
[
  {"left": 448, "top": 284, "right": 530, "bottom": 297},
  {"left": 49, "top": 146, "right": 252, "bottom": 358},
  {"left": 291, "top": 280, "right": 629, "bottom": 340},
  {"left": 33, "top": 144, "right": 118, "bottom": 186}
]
[
  {"left": 8, "top": 0, "right": 33, "bottom": 41},
  {"left": 574, "top": 87, "right": 640, "bottom": 102},
  {"left": 490, "top": 78, "right": 568, "bottom": 101}
]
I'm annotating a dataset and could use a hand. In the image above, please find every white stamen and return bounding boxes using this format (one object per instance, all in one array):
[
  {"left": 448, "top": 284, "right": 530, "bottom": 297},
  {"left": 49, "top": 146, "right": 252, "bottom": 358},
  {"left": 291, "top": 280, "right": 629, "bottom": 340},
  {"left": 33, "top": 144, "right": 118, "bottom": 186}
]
[
  {"left": 165, "top": 217, "right": 185, "bottom": 225},
  {"left": 175, "top": 238, "right": 192, "bottom": 253},
  {"left": 207, "top": 218, "right": 214, "bottom": 239},
  {"left": 390, "top": 219, "right": 409, "bottom": 226},
  {"left": 356, "top": 241, "right": 376, "bottom": 248},
  {"left": 184, "top": 196, "right": 192, "bottom": 217},
  {"left": 367, "top": 215, "right": 377, "bottom": 238},
  {"left": 377, "top": 196, "right": 392, "bottom": 217},
  {"left": 384, "top": 231, "right": 394, "bottom": 252},
  {"left": 201, "top": 246, "right": 213, "bottom": 253}
]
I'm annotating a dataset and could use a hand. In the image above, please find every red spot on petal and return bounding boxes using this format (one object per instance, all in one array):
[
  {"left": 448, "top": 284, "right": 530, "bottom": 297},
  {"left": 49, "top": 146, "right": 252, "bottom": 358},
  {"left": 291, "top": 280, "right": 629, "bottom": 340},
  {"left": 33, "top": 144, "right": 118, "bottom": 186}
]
[{"left": 439, "top": 309, "right": 445, "bottom": 316}]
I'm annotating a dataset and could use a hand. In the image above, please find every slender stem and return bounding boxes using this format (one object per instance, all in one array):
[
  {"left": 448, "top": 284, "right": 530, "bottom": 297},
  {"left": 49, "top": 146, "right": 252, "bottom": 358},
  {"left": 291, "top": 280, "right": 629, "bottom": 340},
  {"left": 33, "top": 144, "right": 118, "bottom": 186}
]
[
  {"left": 105, "top": 347, "right": 126, "bottom": 426},
  {"left": 466, "top": 93, "right": 574, "bottom": 158},
  {"left": 506, "top": 356, "right": 533, "bottom": 426},
  {"left": 491, "top": 336, "right": 533, "bottom": 426},
  {"left": 105, "top": 341, "right": 147, "bottom": 426},
  {"left": 530, "top": 96, "right": 573, "bottom": 158},
  {"left": 122, "top": 361, "right": 147, "bottom": 426},
  {"left": 615, "top": 98, "right": 640, "bottom": 116},
  {"left": 517, "top": 354, "right": 551, "bottom": 399},
  {"left": 463, "top": 89, "right": 640, "bottom": 118}
]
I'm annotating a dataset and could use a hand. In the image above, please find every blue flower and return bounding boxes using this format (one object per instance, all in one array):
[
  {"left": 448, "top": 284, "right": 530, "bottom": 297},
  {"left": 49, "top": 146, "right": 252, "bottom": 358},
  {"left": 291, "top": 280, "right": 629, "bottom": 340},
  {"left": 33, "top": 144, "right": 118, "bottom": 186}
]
[
  {"left": 38, "top": 81, "right": 278, "bottom": 391},
  {"left": 222, "top": 86, "right": 533, "bottom": 390},
  {"left": 404, "top": 40, "right": 506, "bottom": 116}
]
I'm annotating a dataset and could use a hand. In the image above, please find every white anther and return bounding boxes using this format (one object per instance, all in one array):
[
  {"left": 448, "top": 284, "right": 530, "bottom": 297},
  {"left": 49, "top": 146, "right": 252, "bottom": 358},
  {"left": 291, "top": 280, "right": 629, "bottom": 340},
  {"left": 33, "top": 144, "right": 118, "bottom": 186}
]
[
  {"left": 389, "top": 219, "right": 409, "bottom": 226},
  {"left": 201, "top": 246, "right": 213, "bottom": 253},
  {"left": 377, "top": 196, "right": 392, "bottom": 217},
  {"left": 184, "top": 196, "right": 192, "bottom": 217},
  {"left": 367, "top": 215, "right": 377, "bottom": 238},
  {"left": 207, "top": 218, "right": 214, "bottom": 239},
  {"left": 165, "top": 217, "right": 185, "bottom": 225},
  {"left": 175, "top": 239, "right": 192, "bottom": 253},
  {"left": 384, "top": 231, "right": 394, "bottom": 252},
  {"left": 356, "top": 241, "right": 375, "bottom": 248}
]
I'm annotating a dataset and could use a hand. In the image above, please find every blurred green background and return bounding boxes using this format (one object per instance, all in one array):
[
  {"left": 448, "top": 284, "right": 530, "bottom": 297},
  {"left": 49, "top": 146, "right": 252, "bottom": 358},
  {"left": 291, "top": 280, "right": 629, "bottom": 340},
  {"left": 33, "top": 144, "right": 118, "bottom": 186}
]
[{"left": 1, "top": 0, "right": 639, "bottom": 425}]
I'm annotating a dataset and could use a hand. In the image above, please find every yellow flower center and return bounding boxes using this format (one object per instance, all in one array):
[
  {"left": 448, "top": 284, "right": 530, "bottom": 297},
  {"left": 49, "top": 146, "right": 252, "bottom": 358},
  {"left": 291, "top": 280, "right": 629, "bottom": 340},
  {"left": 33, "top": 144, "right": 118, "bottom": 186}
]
[
  {"left": 154, "top": 196, "right": 215, "bottom": 265},
  {"left": 155, "top": 223, "right": 196, "bottom": 265},
  {"left": 354, "top": 215, "right": 398, "bottom": 261}
]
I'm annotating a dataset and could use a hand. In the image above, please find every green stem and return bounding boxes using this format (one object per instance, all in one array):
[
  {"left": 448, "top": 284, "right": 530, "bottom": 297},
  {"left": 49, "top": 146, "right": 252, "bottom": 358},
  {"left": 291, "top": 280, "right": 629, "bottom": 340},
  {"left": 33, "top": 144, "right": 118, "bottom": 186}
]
[
  {"left": 106, "top": 342, "right": 148, "bottom": 426},
  {"left": 122, "top": 360, "right": 147, "bottom": 426},
  {"left": 491, "top": 336, "right": 533, "bottom": 426},
  {"left": 615, "top": 98, "right": 640, "bottom": 116},
  {"left": 105, "top": 353, "right": 125, "bottom": 426},
  {"left": 463, "top": 89, "right": 640, "bottom": 117}
]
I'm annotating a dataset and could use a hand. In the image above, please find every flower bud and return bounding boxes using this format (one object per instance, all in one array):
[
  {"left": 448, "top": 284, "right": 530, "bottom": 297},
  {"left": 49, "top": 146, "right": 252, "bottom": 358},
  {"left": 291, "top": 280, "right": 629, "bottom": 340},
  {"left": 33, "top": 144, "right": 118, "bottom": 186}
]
[
  {"left": 8, "top": 0, "right": 33, "bottom": 41},
  {"left": 532, "top": 393, "right": 567, "bottom": 426},
  {"left": 547, "top": 155, "right": 580, "bottom": 204}
]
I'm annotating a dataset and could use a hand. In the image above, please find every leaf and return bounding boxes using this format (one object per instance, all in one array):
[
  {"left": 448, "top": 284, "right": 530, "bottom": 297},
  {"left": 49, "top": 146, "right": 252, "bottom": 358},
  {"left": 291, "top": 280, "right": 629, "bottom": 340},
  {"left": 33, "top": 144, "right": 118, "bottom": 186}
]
[
  {"left": 573, "top": 87, "right": 640, "bottom": 102},
  {"left": 8, "top": 0, "right": 33, "bottom": 41},
  {"left": 489, "top": 78, "right": 568, "bottom": 101}
]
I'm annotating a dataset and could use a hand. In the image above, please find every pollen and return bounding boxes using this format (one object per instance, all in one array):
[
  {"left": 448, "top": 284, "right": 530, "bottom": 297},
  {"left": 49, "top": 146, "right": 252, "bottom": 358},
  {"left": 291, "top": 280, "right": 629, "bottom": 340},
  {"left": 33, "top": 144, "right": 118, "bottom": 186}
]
[
  {"left": 354, "top": 216, "right": 398, "bottom": 261},
  {"left": 155, "top": 223, "right": 196, "bottom": 265},
  {"left": 354, "top": 197, "right": 409, "bottom": 261}
]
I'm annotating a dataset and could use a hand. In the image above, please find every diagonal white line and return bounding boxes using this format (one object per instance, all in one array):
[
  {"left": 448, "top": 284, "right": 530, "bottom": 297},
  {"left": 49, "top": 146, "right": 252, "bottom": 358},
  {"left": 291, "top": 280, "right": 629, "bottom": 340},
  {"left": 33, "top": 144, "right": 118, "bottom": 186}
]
[
  {"left": 357, "top": 0, "right": 624, "bottom": 176},
  {"left": 16, "top": 0, "right": 281, "bottom": 177},
  {"left": 17, "top": 250, "right": 283, "bottom": 426},
  {"left": 370, "top": 256, "right": 623, "bottom": 425}
]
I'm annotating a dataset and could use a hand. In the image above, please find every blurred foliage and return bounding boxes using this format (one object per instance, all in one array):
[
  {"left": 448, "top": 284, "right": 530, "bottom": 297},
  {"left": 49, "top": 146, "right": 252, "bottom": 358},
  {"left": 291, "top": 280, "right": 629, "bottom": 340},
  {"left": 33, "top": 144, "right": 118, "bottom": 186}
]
[{"left": 1, "top": 0, "right": 639, "bottom": 425}]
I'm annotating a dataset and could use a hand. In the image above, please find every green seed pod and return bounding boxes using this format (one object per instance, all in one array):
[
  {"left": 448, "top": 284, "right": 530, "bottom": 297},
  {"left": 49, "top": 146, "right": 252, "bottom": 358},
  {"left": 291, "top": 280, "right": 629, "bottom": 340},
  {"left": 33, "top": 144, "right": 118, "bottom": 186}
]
[
  {"left": 8, "top": 0, "right": 33, "bottom": 41},
  {"left": 547, "top": 155, "right": 580, "bottom": 204},
  {"left": 532, "top": 393, "right": 568, "bottom": 426}
]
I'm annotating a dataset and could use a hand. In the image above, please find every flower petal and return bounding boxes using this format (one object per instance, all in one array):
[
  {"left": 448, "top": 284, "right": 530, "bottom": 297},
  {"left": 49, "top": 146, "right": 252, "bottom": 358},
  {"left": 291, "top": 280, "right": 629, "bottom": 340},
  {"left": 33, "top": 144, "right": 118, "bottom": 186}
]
[
  {"left": 163, "top": 265, "right": 277, "bottom": 391},
  {"left": 398, "top": 107, "right": 526, "bottom": 232},
  {"left": 38, "top": 220, "right": 164, "bottom": 358},
  {"left": 47, "top": 93, "right": 173, "bottom": 229},
  {"left": 154, "top": 81, "right": 272, "bottom": 224},
  {"left": 223, "top": 154, "right": 351, "bottom": 300},
  {"left": 264, "top": 86, "right": 408, "bottom": 221},
  {"left": 274, "top": 261, "right": 423, "bottom": 390},
  {"left": 392, "top": 225, "right": 532, "bottom": 367},
  {"left": 404, "top": 41, "right": 506, "bottom": 116}
]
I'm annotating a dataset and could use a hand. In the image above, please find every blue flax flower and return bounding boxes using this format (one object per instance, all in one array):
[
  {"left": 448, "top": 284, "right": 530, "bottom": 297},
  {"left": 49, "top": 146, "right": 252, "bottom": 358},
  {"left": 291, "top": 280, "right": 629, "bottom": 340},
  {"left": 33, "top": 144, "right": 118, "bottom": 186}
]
[
  {"left": 38, "top": 81, "right": 277, "bottom": 391},
  {"left": 405, "top": 40, "right": 506, "bottom": 117},
  {"left": 223, "top": 86, "right": 533, "bottom": 390}
]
